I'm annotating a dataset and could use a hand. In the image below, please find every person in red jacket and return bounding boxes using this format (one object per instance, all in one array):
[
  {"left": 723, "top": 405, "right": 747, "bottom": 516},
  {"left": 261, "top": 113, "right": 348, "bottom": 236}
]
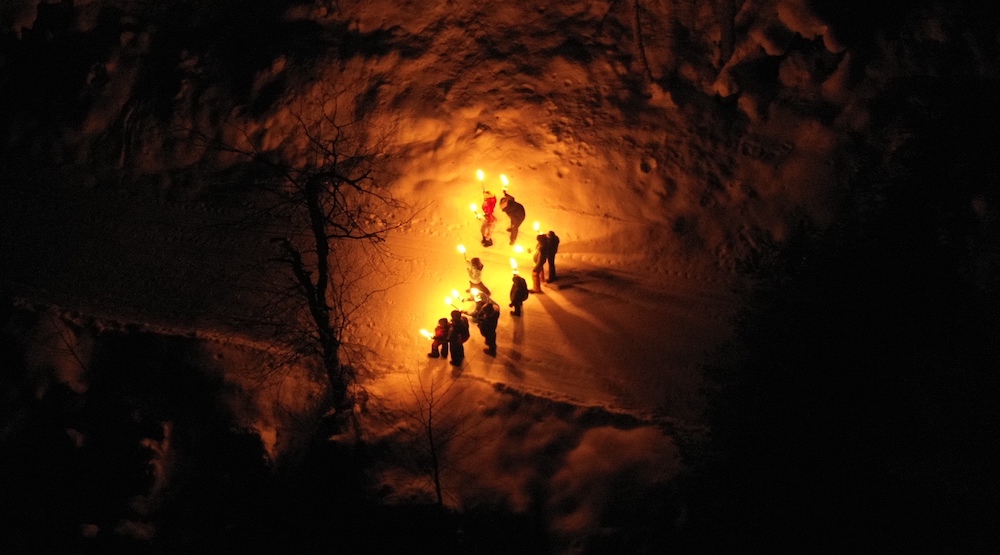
[
  {"left": 480, "top": 190, "right": 498, "bottom": 247},
  {"left": 427, "top": 317, "right": 451, "bottom": 358}
]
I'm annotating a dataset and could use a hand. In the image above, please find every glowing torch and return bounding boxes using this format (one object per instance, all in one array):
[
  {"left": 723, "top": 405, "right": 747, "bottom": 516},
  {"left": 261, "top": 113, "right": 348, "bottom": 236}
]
[
  {"left": 510, "top": 257, "right": 518, "bottom": 274},
  {"left": 470, "top": 203, "right": 482, "bottom": 220},
  {"left": 420, "top": 329, "right": 433, "bottom": 339},
  {"left": 445, "top": 296, "right": 460, "bottom": 310},
  {"left": 476, "top": 168, "right": 485, "bottom": 192},
  {"left": 533, "top": 221, "right": 540, "bottom": 232},
  {"left": 451, "top": 289, "right": 461, "bottom": 299},
  {"left": 513, "top": 244, "right": 525, "bottom": 254},
  {"left": 500, "top": 174, "right": 509, "bottom": 191},
  {"left": 457, "top": 244, "right": 467, "bottom": 259}
]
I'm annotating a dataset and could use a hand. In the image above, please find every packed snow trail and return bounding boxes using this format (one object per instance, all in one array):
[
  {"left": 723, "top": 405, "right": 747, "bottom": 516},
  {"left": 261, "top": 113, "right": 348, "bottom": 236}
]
[{"left": 352, "top": 213, "right": 737, "bottom": 421}]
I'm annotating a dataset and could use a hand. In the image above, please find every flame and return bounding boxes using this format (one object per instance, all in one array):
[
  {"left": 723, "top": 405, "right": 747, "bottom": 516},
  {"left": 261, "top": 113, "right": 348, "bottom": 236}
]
[
  {"left": 457, "top": 244, "right": 466, "bottom": 254},
  {"left": 510, "top": 257, "right": 518, "bottom": 269},
  {"left": 420, "top": 329, "right": 433, "bottom": 339},
  {"left": 470, "top": 203, "right": 478, "bottom": 212},
  {"left": 445, "top": 296, "right": 452, "bottom": 305},
  {"left": 500, "top": 174, "right": 509, "bottom": 188},
  {"left": 533, "top": 221, "right": 540, "bottom": 231},
  {"left": 452, "top": 289, "right": 460, "bottom": 299},
  {"left": 470, "top": 287, "right": 480, "bottom": 297},
  {"left": 476, "top": 169, "right": 485, "bottom": 181},
  {"left": 513, "top": 245, "right": 525, "bottom": 253}
]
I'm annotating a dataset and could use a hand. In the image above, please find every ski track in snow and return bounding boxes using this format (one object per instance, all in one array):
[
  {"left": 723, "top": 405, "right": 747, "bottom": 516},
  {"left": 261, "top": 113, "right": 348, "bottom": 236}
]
[{"left": 356, "top": 210, "right": 737, "bottom": 422}]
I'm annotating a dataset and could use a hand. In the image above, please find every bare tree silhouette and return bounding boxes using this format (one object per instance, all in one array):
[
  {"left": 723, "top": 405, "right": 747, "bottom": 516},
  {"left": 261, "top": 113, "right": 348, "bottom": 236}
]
[
  {"left": 376, "top": 369, "right": 498, "bottom": 508},
  {"left": 187, "top": 82, "right": 411, "bottom": 426}
]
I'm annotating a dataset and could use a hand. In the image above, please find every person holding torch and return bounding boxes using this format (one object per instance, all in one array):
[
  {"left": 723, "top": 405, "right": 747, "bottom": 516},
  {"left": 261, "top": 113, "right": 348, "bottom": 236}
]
[
  {"left": 510, "top": 272, "right": 529, "bottom": 316},
  {"left": 480, "top": 190, "right": 497, "bottom": 247},
  {"left": 426, "top": 317, "right": 451, "bottom": 358},
  {"left": 500, "top": 191, "right": 526, "bottom": 245},
  {"left": 459, "top": 245, "right": 492, "bottom": 297},
  {"left": 530, "top": 234, "right": 549, "bottom": 293}
]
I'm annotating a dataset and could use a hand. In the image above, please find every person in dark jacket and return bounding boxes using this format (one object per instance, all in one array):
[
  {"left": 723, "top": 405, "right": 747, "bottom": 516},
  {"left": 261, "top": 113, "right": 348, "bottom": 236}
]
[
  {"left": 448, "top": 310, "right": 470, "bottom": 366},
  {"left": 477, "top": 299, "right": 501, "bottom": 356},
  {"left": 499, "top": 191, "right": 526, "bottom": 245},
  {"left": 545, "top": 230, "right": 560, "bottom": 281},
  {"left": 509, "top": 274, "right": 529, "bottom": 316}
]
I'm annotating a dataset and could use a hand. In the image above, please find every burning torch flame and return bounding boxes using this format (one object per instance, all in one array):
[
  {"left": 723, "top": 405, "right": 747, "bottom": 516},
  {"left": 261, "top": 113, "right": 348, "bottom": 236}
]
[
  {"left": 513, "top": 245, "right": 525, "bottom": 253},
  {"left": 476, "top": 169, "right": 485, "bottom": 181},
  {"left": 451, "top": 289, "right": 460, "bottom": 299},
  {"left": 420, "top": 329, "right": 433, "bottom": 339},
  {"left": 533, "top": 221, "right": 540, "bottom": 232},
  {"left": 457, "top": 244, "right": 466, "bottom": 255},
  {"left": 470, "top": 203, "right": 478, "bottom": 212},
  {"left": 500, "top": 174, "right": 509, "bottom": 189},
  {"left": 510, "top": 257, "right": 518, "bottom": 271}
]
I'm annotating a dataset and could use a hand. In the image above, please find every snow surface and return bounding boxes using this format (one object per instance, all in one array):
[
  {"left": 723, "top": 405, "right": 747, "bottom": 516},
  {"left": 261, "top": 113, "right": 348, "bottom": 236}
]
[{"left": 3, "top": 0, "right": 993, "bottom": 550}]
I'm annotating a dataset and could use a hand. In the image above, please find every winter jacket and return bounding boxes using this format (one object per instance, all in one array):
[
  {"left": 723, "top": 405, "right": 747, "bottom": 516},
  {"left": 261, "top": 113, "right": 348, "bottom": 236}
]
[
  {"left": 467, "top": 260, "right": 483, "bottom": 283},
  {"left": 477, "top": 301, "right": 501, "bottom": 333},
  {"left": 482, "top": 195, "right": 497, "bottom": 217},
  {"left": 450, "top": 316, "right": 470, "bottom": 343},
  {"left": 500, "top": 193, "right": 525, "bottom": 221},
  {"left": 510, "top": 276, "right": 529, "bottom": 303}
]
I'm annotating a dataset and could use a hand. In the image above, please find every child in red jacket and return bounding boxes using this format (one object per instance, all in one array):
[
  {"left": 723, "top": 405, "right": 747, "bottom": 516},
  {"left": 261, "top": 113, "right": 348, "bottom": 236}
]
[{"left": 427, "top": 317, "right": 450, "bottom": 358}]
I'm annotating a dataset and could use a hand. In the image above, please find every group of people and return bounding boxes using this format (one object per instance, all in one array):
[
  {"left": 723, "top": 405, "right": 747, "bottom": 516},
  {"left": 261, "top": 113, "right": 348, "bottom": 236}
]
[
  {"left": 479, "top": 190, "right": 525, "bottom": 247},
  {"left": 427, "top": 187, "right": 560, "bottom": 366},
  {"left": 427, "top": 290, "right": 500, "bottom": 365},
  {"left": 530, "top": 230, "right": 560, "bottom": 292}
]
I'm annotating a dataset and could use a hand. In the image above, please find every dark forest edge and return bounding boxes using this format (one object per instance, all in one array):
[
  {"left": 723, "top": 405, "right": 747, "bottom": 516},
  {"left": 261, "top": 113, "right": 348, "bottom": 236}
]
[{"left": 677, "top": 75, "right": 999, "bottom": 552}]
